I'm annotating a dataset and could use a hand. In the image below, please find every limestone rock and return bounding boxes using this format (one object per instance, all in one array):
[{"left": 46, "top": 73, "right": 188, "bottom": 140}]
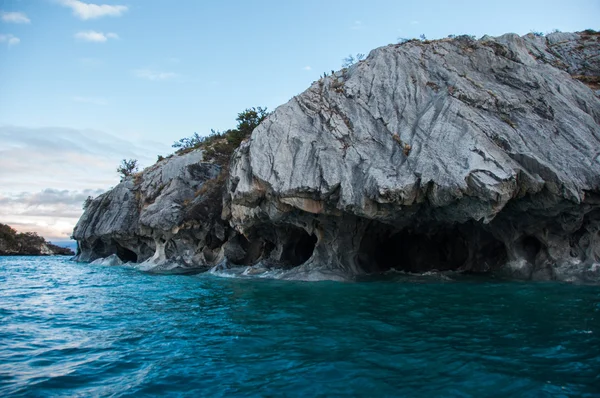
[
  {"left": 72, "top": 150, "right": 223, "bottom": 270},
  {"left": 73, "top": 31, "right": 600, "bottom": 283},
  {"left": 228, "top": 31, "right": 600, "bottom": 281}
]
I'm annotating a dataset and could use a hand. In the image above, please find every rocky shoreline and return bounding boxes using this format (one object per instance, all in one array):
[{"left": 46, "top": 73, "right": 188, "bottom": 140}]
[
  {"left": 73, "top": 31, "right": 600, "bottom": 282},
  {"left": 0, "top": 223, "right": 74, "bottom": 256}
]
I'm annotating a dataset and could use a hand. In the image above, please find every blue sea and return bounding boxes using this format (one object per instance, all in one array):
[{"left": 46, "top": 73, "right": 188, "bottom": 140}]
[{"left": 1, "top": 256, "right": 599, "bottom": 397}]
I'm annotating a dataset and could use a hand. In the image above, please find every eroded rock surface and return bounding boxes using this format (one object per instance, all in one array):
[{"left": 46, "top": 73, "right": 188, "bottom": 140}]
[
  {"left": 74, "top": 31, "right": 600, "bottom": 282},
  {"left": 227, "top": 31, "right": 600, "bottom": 281},
  {"left": 73, "top": 150, "right": 225, "bottom": 271}
]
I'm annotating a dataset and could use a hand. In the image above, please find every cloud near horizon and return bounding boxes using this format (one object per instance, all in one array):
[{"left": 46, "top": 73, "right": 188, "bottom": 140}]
[
  {"left": 0, "top": 188, "right": 105, "bottom": 239},
  {"left": 0, "top": 125, "right": 171, "bottom": 239},
  {"left": 58, "top": 0, "right": 128, "bottom": 20},
  {"left": 75, "top": 30, "right": 119, "bottom": 42},
  {"left": 1, "top": 11, "right": 31, "bottom": 24},
  {"left": 0, "top": 33, "right": 20, "bottom": 46}
]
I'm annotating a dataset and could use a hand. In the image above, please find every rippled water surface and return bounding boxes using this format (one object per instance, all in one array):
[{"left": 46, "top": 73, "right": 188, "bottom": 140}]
[{"left": 1, "top": 256, "right": 599, "bottom": 397}]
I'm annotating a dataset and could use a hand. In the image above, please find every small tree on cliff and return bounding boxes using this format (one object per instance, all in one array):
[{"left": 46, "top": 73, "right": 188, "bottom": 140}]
[
  {"left": 82, "top": 196, "right": 93, "bottom": 210},
  {"left": 172, "top": 132, "right": 204, "bottom": 150},
  {"left": 226, "top": 107, "right": 269, "bottom": 146},
  {"left": 170, "top": 106, "right": 269, "bottom": 163},
  {"left": 342, "top": 53, "right": 365, "bottom": 68},
  {"left": 236, "top": 107, "right": 269, "bottom": 135},
  {"left": 117, "top": 159, "right": 139, "bottom": 181}
]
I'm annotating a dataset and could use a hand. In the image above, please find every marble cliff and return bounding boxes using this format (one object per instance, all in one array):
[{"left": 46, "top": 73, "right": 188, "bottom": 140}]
[{"left": 73, "top": 31, "right": 600, "bottom": 282}]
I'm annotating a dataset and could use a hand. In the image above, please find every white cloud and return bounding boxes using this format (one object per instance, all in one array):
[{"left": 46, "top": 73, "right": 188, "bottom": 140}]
[
  {"left": 0, "top": 125, "right": 171, "bottom": 239},
  {"left": 410, "top": 20, "right": 420, "bottom": 25},
  {"left": 1, "top": 11, "right": 31, "bottom": 24},
  {"left": 0, "top": 188, "right": 105, "bottom": 239},
  {"left": 73, "top": 96, "right": 107, "bottom": 105},
  {"left": 0, "top": 188, "right": 105, "bottom": 211},
  {"left": 4, "top": 220, "right": 79, "bottom": 241},
  {"left": 58, "top": 0, "right": 127, "bottom": 20},
  {"left": 0, "top": 33, "right": 19, "bottom": 46},
  {"left": 133, "top": 69, "right": 178, "bottom": 81},
  {"left": 74, "top": 30, "right": 119, "bottom": 42},
  {"left": 351, "top": 20, "right": 363, "bottom": 30},
  {"left": 303, "top": 66, "right": 312, "bottom": 71}
]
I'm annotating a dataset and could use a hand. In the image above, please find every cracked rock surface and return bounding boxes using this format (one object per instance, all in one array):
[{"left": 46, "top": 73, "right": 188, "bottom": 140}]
[
  {"left": 228, "top": 31, "right": 600, "bottom": 281},
  {"left": 72, "top": 150, "right": 225, "bottom": 271},
  {"left": 74, "top": 31, "right": 600, "bottom": 282}
]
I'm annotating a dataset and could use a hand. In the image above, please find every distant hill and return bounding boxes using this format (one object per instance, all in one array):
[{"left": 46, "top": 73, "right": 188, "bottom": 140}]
[
  {"left": 0, "top": 223, "right": 74, "bottom": 256},
  {"left": 50, "top": 240, "right": 78, "bottom": 253}
]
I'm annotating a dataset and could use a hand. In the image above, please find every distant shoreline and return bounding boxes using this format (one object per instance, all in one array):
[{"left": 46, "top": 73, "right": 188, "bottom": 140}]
[{"left": 0, "top": 223, "right": 75, "bottom": 256}]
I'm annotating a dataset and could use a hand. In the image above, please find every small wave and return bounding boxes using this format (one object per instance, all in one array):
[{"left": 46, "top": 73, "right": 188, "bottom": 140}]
[
  {"left": 209, "top": 263, "right": 285, "bottom": 279},
  {"left": 209, "top": 263, "right": 350, "bottom": 282},
  {"left": 208, "top": 265, "right": 244, "bottom": 278},
  {"left": 128, "top": 259, "right": 202, "bottom": 274}
]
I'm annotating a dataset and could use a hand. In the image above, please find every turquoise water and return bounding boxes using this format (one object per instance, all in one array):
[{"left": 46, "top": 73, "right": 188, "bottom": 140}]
[{"left": 1, "top": 257, "right": 599, "bottom": 397}]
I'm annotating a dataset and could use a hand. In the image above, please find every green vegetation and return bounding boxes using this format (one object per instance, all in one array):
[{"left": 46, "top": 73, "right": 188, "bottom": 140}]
[
  {"left": 342, "top": 53, "right": 365, "bottom": 68},
  {"left": 165, "top": 106, "right": 270, "bottom": 220},
  {"left": 0, "top": 223, "right": 73, "bottom": 255},
  {"left": 0, "top": 223, "right": 17, "bottom": 244},
  {"left": 117, "top": 159, "right": 139, "bottom": 181},
  {"left": 172, "top": 107, "right": 269, "bottom": 166}
]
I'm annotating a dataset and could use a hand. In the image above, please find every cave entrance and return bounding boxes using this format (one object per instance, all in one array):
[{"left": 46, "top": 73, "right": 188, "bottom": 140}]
[
  {"left": 225, "top": 234, "right": 265, "bottom": 266},
  {"left": 516, "top": 235, "right": 543, "bottom": 264},
  {"left": 279, "top": 227, "right": 318, "bottom": 268},
  {"left": 358, "top": 221, "right": 506, "bottom": 274},
  {"left": 92, "top": 239, "right": 106, "bottom": 256},
  {"left": 242, "top": 224, "right": 318, "bottom": 269},
  {"left": 358, "top": 228, "right": 468, "bottom": 273},
  {"left": 115, "top": 242, "right": 138, "bottom": 263}
]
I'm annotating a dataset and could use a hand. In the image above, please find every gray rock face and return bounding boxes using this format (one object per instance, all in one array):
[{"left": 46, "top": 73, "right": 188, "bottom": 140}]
[
  {"left": 74, "top": 31, "right": 600, "bottom": 283},
  {"left": 228, "top": 32, "right": 600, "bottom": 281},
  {"left": 73, "top": 150, "right": 224, "bottom": 270}
]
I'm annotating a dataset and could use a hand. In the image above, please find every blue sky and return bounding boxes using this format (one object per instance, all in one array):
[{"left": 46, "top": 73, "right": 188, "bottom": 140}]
[{"left": 0, "top": 0, "right": 598, "bottom": 239}]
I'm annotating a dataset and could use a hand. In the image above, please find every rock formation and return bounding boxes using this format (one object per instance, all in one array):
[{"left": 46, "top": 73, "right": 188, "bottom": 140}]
[
  {"left": 73, "top": 31, "right": 600, "bottom": 282},
  {"left": 73, "top": 150, "right": 225, "bottom": 271},
  {"left": 0, "top": 223, "right": 74, "bottom": 256}
]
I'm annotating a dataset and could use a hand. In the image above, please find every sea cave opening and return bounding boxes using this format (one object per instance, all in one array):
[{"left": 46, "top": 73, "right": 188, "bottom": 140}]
[
  {"left": 92, "top": 239, "right": 106, "bottom": 256},
  {"left": 357, "top": 221, "right": 507, "bottom": 274},
  {"left": 243, "top": 224, "right": 318, "bottom": 269},
  {"left": 225, "top": 234, "right": 264, "bottom": 266},
  {"left": 516, "top": 235, "right": 543, "bottom": 264},
  {"left": 278, "top": 226, "right": 318, "bottom": 268},
  {"left": 115, "top": 242, "right": 138, "bottom": 263}
]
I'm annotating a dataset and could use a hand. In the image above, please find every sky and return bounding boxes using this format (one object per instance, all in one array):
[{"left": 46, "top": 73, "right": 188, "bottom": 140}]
[{"left": 0, "top": 0, "right": 598, "bottom": 241}]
